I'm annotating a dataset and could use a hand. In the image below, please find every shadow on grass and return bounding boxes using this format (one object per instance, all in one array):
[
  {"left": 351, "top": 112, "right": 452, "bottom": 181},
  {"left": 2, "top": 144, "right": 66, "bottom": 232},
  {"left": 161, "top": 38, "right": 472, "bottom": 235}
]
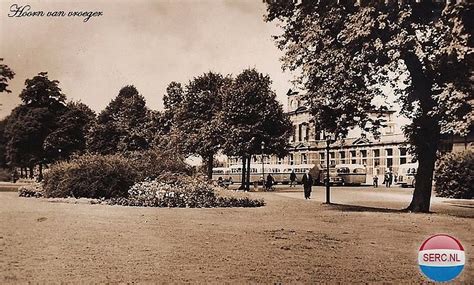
[
  {"left": 326, "top": 203, "right": 474, "bottom": 219},
  {"left": 324, "top": 203, "right": 407, "bottom": 214}
]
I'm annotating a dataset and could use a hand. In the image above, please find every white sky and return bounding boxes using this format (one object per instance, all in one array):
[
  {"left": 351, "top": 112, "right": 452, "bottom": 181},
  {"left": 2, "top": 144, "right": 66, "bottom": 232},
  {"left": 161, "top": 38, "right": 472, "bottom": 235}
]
[{"left": 0, "top": 0, "right": 294, "bottom": 119}]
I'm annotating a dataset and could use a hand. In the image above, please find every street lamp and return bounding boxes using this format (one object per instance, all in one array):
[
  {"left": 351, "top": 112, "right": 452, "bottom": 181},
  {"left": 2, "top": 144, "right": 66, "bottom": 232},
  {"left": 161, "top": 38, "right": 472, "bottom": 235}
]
[
  {"left": 324, "top": 132, "right": 335, "bottom": 204},
  {"left": 261, "top": 141, "right": 265, "bottom": 189}
]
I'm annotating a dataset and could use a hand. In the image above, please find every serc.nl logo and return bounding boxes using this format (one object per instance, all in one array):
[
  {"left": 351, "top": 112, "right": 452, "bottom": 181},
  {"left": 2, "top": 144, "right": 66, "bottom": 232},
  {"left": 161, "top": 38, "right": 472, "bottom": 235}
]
[{"left": 418, "top": 234, "right": 465, "bottom": 282}]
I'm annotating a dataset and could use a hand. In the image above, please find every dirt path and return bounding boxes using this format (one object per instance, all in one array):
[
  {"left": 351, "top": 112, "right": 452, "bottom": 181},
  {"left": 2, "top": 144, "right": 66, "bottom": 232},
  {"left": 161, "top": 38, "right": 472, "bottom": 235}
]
[{"left": 0, "top": 191, "right": 472, "bottom": 283}]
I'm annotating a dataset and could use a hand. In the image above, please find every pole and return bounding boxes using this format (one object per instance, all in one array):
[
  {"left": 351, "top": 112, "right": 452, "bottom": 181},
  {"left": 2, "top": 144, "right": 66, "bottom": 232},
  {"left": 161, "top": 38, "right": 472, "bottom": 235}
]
[
  {"left": 261, "top": 148, "right": 264, "bottom": 190},
  {"left": 326, "top": 139, "right": 331, "bottom": 204}
]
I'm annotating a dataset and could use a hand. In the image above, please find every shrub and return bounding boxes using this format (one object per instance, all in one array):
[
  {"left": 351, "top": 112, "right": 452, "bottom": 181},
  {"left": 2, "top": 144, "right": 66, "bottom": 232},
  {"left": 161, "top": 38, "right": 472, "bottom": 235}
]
[
  {"left": 43, "top": 154, "right": 138, "bottom": 199},
  {"left": 18, "top": 183, "right": 43, "bottom": 198},
  {"left": 0, "top": 168, "right": 11, "bottom": 182},
  {"left": 435, "top": 150, "right": 473, "bottom": 199},
  {"left": 125, "top": 149, "right": 192, "bottom": 181},
  {"left": 108, "top": 177, "right": 265, "bottom": 208}
]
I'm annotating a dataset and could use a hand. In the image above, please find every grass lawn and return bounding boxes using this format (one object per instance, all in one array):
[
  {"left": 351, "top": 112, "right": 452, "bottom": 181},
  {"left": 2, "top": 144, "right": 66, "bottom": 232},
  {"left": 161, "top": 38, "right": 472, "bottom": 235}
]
[{"left": 0, "top": 188, "right": 472, "bottom": 283}]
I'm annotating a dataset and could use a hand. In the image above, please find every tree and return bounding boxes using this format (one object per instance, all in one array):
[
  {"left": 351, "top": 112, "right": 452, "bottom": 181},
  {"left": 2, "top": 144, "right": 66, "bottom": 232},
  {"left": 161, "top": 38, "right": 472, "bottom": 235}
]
[
  {"left": 170, "top": 72, "right": 231, "bottom": 179},
  {"left": 87, "top": 85, "right": 152, "bottom": 154},
  {"left": 4, "top": 72, "right": 66, "bottom": 179},
  {"left": 265, "top": 1, "right": 473, "bottom": 212},
  {"left": 221, "top": 68, "right": 292, "bottom": 190},
  {"left": 43, "top": 101, "right": 96, "bottom": 161},
  {"left": 0, "top": 58, "right": 15, "bottom": 94},
  {"left": 5, "top": 106, "right": 57, "bottom": 178},
  {"left": 0, "top": 118, "right": 8, "bottom": 168}
]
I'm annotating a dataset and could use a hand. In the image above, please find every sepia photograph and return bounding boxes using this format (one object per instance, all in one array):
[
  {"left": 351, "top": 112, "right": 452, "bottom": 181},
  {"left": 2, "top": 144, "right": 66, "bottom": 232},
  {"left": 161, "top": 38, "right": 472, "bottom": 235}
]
[{"left": 0, "top": 0, "right": 472, "bottom": 283}]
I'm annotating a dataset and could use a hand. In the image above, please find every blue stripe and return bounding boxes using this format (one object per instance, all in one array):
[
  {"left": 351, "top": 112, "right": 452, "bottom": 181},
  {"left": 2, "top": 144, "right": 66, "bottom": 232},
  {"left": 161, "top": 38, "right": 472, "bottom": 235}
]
[{"left": 420, "top": 265, "right": 464, "bottom": 282}]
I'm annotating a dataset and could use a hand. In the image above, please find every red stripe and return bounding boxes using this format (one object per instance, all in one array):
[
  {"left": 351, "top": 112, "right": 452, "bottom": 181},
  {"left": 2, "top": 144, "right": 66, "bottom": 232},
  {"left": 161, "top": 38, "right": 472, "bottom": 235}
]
[{"left": 420, "top": 234, "right": 464, "bottom": 251}]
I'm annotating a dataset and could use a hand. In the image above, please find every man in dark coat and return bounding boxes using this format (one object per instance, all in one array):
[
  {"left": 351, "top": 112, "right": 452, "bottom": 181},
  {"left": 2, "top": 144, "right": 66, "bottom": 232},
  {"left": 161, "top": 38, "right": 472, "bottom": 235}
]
[
  {"left": 301, "top": 170, "right": 313, "bottom": 199},
  {"left": 289, "top": 170, "right": 297, "bottom": 187}
]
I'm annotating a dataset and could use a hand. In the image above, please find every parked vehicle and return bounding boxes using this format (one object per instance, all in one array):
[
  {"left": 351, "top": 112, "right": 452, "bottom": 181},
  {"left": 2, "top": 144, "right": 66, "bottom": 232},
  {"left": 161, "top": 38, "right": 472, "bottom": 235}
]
[
  {"left": 335, "top": 164, "right": 367, "bottom": 185},
  {"left": 397, "top": 162, "right": 418, "bottom": 188},
  {"left": 211, "top": 163, "right": 321, "bottom": 185}
]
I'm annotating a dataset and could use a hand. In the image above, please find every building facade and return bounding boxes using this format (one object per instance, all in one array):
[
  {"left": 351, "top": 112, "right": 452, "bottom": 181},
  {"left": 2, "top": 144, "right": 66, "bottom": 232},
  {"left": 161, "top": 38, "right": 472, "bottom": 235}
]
[{"left": 226, "top": 89, "right": 472, "bottom": 183}]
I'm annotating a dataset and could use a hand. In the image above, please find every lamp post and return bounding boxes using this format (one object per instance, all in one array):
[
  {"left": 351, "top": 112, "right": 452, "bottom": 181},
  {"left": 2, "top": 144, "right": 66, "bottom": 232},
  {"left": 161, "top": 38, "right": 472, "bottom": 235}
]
[
  {"left": 261, "top": 141, "right": 265, "bottom": 189},
  {"left": 324, "top": 132, "right": 335, "bottom": 204}
]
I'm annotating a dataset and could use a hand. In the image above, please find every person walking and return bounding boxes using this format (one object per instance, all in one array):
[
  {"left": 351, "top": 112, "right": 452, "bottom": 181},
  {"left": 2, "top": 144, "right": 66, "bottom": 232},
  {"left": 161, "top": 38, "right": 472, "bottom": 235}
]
[
  {"left": 289, "top": 170, "right": 297, "bottom": 187},
  {"left": 373, "top": 175, "right": 378, "bottom": 188},
  {"left": 265, "top": 173, "right": 275, "bottom": 191},
  {"left": 302, "top": 170, "right": 313, "bottom": 199}
]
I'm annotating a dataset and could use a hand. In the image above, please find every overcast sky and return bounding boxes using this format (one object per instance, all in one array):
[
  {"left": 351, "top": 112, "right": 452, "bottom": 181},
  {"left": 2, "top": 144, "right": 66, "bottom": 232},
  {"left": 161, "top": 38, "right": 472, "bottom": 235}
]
[{"left": 0, "top": 0, "right": 294, "bottom": 119}]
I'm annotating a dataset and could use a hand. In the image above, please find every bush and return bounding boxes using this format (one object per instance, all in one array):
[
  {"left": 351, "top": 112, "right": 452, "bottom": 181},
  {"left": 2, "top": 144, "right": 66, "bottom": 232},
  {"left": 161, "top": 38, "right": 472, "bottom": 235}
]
[
  {"left": 125, "top": 149, "right": 192, "bottom": 181},
  {"left": 108, "top": 177, "right": 265, "bottom": 208},
  {"left": 18, "top": 183, "right": 43, "bottom": 198},
  {"left": 43, "top": 154, "right": 138, "bottom": 199},
  {"left": 0, "top": 168, "right": 11, "bottom": 182},
  {"left": 435, "top": 150, "right": 473, "bottom": 199}
]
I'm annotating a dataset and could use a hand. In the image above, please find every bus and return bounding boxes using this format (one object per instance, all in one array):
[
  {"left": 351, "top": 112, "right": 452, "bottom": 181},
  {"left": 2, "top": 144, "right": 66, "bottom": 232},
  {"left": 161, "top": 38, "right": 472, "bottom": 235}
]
[
  {"left": 397, "top": 162, "right": 418, "bottom": 188},
  {"left": 211, "top": 164, "right": 321, "bottom": 185},
  {"left": 319, "top": 164, "right": 367, "bottom": 186},
  {"left": 335, "top": 164, "right": 367, "bottom": 185}
]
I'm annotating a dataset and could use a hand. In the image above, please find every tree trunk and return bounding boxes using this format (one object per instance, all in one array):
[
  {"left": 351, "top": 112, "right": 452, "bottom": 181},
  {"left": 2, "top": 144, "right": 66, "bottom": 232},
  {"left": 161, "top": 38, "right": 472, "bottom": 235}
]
[
  {"left": 239, "top": 156, "right": 246, "bottom": 190},
  {"left": 407, "top": 150, "right": 437, "bottom": 212},
  {"left": 404, "top": 51, "right": 441, "bottom": 213},
  {"left": 28, "top": 166, "right": 33, "bottom": 179},
  {"left": 38, "top": 163, "right": 43, "bottom": 182},
  {"left": 206, "top": 154, "right": 213, "bottom": 180},
  {"left": 246, "top": 155, "right": 251, "bottom": 191},
  {"left": 20, "top": 167, "right": 24, "bottom": 178}
]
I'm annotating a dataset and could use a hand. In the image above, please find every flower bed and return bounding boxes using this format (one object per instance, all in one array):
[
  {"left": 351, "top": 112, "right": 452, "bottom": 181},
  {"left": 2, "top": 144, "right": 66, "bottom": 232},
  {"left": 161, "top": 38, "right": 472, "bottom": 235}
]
[
  {"left": 18, "top": 183, "right": 43, "bottom": 198},
  {"left": 107, "top": 177, "right": 264, "bottom": 208}
]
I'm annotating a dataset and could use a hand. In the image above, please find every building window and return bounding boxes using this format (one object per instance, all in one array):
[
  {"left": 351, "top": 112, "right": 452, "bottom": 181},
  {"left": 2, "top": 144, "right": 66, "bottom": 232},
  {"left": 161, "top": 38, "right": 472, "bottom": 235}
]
[
  {"left": 319, "top": 153, "right": 325, "bottom": 165},
  {"left": 387, "top": 158, "right": 393, "bottom": 168},
  {"left": 386, "top": 148, "right": 393, "bottom": 156},
  {"left": 339, "top": 151, "right": 346, "bottom": 164},
  {"left": 400, "top": 157, "right": 407, "bottom": 165},
  {"left": 350, "top": 150, "right": 357, "bottom": 164},
  {"left": 289, "top": 154, "right": 294, "bottom": 165},
  {"left": 361, "top": 150, "right": 367, "bottom": 158},
  {"left": 298, "top": 124, "right": 303, "bottom": 142},
  {"left": 301, "top": 154, "right": 308, "bottom": 164},
  {"left": 400, "top": 148, "right": 407, "bottom": 156},
  {"left": 373, "top": 149, "right": 380, "bottom": 157},
  {"left": 305, "top": 125, "right": 309, "bottom": 142},
  {"left": 330, "top": 152, "right": 335, "bottom": 166}
]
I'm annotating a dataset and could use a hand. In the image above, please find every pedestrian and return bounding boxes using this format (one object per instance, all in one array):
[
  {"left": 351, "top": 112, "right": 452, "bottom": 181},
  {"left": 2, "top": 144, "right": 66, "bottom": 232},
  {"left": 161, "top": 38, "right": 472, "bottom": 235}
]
[
  {"left": 388, "top": 170, "right": 393, "bottom": 188},
  {"left": 373, "top": 175, "right": 378, "bottom": 188},
  {"left": 289, "top": 170, "right": 297, "bottom": 187},
  {"left": 302, "top": 170, "right": 313, "bottom": 199},
  {"left": 265, "top": 173, "right": 275, "bottom": 191},
  {"left": 385, "top": 172, "right": 391, "bottom": 188}
]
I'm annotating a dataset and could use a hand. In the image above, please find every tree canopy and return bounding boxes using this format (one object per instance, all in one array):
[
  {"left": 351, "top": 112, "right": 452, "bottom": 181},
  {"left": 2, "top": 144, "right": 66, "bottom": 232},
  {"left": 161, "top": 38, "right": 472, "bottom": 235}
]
[
  {"left": 0, "top": 58, "right": 15, "bottom": 94},
  {"left": 87, "top": 85, "right": 152, "bottom": 154},
  {"left": 265, "top": 0, "right": 473, "bottom": 212},
  {"left": 169, "top": 72, "right": 231, "bottom": 179}
]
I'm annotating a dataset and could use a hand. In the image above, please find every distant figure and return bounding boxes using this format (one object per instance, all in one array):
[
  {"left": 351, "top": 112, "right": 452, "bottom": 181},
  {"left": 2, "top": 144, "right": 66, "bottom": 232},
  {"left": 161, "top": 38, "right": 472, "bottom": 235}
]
[
  {"left": 289, "top": 170, "right": 297, "bottom": 187},
  {"left": 11, "top": 169, "right": 19, "bottom": 183},
  {"left": 385, "top": 171, "right": 393, "bottom": 188},
  {"left": 265, "top": 174, "right": 275, "bottom": 191},
  {"left": 373, "top": 175, "right": 378, "bottom": 188},
  {"left": 302, "top": 170, "right": 313, "bottom": 199}
]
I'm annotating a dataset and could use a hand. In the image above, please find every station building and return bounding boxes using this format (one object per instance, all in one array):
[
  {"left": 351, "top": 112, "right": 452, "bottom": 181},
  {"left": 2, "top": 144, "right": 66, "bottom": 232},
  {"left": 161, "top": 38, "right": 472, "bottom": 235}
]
[{"left": 226, "top": 89, "right": 472, "bottom": 183}]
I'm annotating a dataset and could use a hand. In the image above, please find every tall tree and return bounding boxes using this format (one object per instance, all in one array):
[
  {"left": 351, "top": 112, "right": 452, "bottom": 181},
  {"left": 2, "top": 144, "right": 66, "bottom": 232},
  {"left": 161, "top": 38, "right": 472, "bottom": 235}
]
[
  {"left": 4, "top": 72, "right": 66, "bottom": 179},
  {"left": 87, "top": 85, "right": 151, "bottom": 154},
  {"left": 0, "top": 58, "right": 15, "bottom": 94},
  {"left": 171, "top": 72, "right": 230, "bottom": 179},
  {"left": 222, "top": 68, "right": 292, "bottom": 190},
  {"left": 265, "top": 1, "right": 473, "bottom": 212},
  {"left": 43, "top": 101, "right": 96, "bottom": 161}
]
